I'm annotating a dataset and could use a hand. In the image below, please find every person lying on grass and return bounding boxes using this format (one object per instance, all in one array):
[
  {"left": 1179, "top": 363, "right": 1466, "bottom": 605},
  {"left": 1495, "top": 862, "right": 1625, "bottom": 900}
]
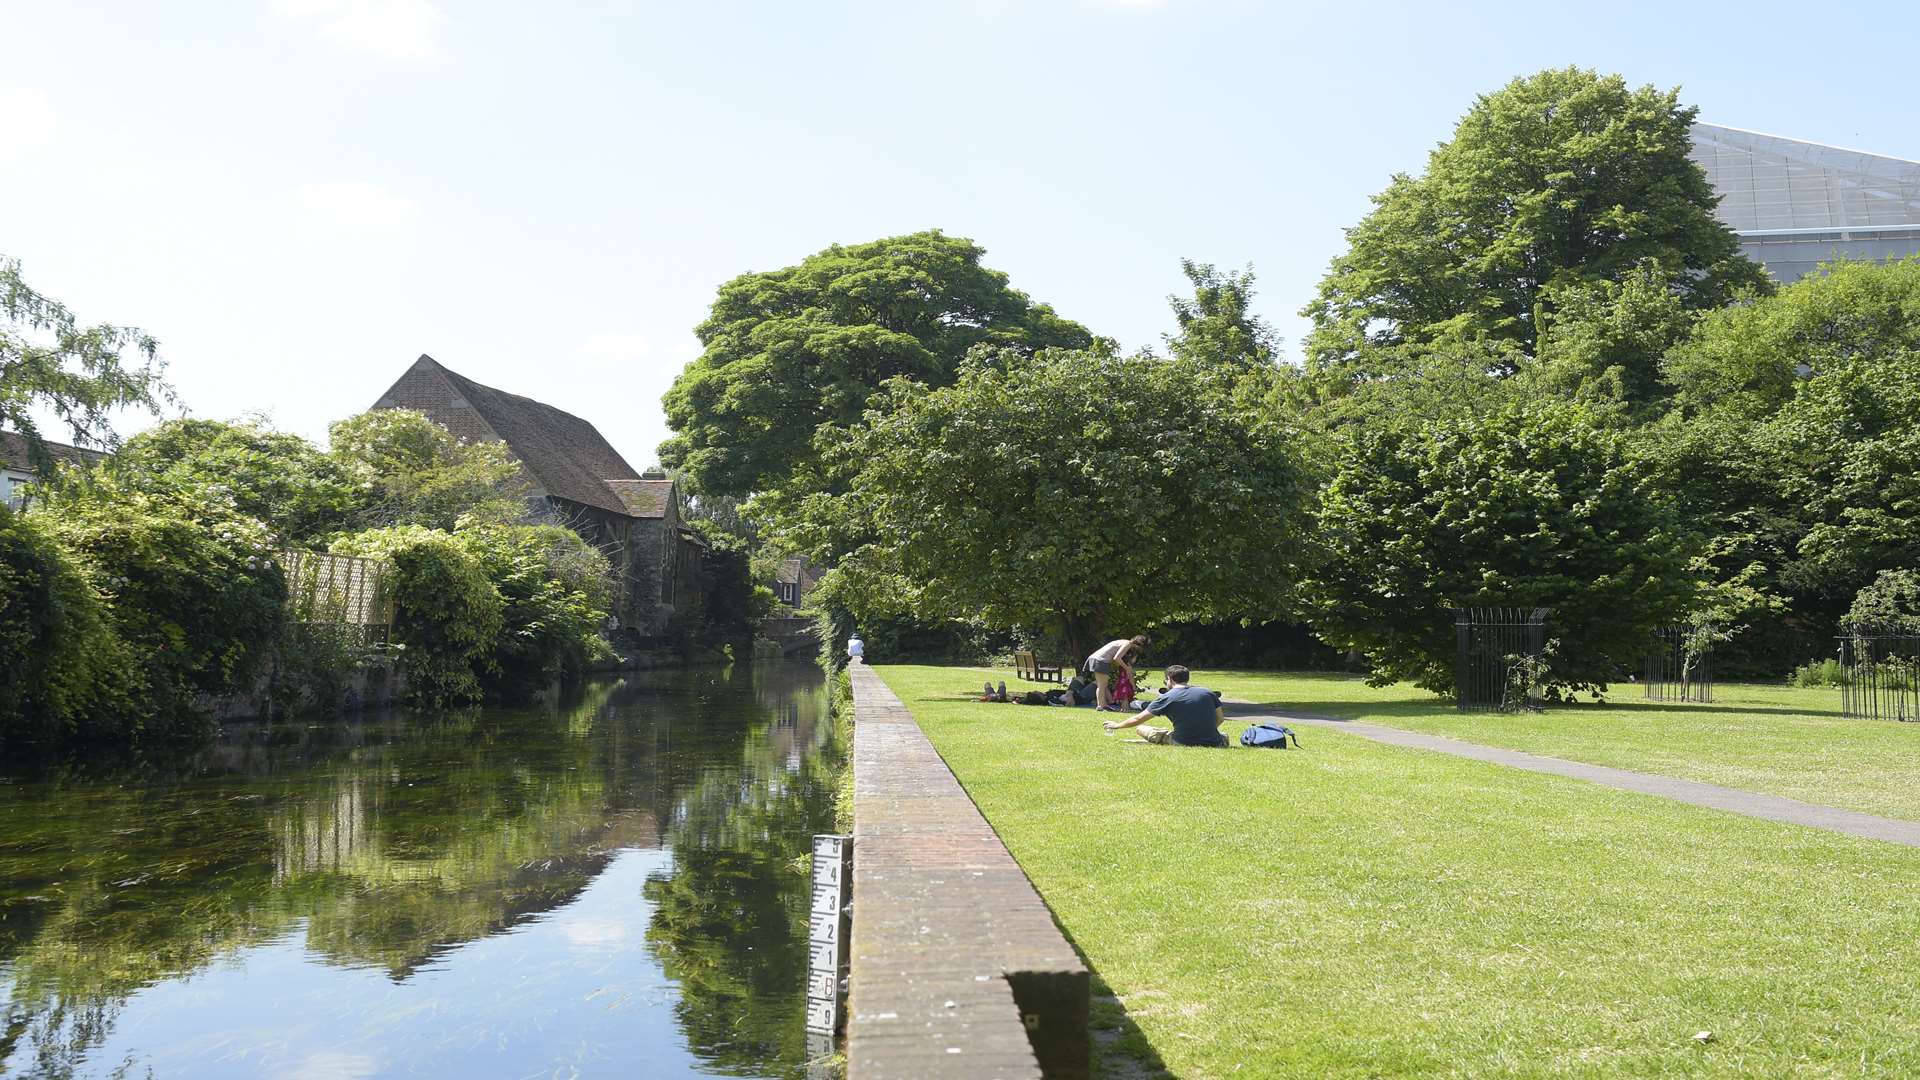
[{"left": 1103, "top": 665, "right": 1228, "bottom": 747}]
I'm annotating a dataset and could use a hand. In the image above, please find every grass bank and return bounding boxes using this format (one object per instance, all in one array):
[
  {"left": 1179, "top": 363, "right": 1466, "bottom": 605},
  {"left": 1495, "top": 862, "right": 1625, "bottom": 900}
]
[
  {"left": 875, "top": 663, "right": 1920, "bottom": 1079},
  {"left": 1201, "top": 672, "right": 1920, "bottom": 823}
]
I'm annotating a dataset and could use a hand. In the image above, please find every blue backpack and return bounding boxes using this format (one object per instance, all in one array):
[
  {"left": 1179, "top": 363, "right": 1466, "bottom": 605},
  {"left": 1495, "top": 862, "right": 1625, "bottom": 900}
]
[{"left": 1240, "top": 722, "right": 1301, "bottom": 750}]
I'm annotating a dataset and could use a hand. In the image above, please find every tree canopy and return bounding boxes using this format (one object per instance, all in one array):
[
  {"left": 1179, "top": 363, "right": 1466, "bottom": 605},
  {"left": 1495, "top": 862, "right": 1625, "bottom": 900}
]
[
  {"left": 659, "top": 230, "right": 1090, "bottom": 497},
  {"left": 1666, "top": 256, "right": 1920, "bottom": 420},
  {"left": 328, "top": 408, "right": 528, "bottom": 530},
  {"left": 1, "top": 257, "right": 173, "bottom": 465},
  {"left": 1303, "top": 68, "right": 1767, "bottom": 373},
  {"left": 778, "top": 346, "right": 1312, "bottom": 659},
  {"left": 109, "top": 418, "right": 361, "bottom": 543},
  {"left": 1310, "top": 402, "right": 1697, "bottom": 694},
  {"left": 1165, "top": 260, "right": 1279, "bottom": 368},
  {"left": 1646, "top": 259, "right": 1920, "bottom": 637}
]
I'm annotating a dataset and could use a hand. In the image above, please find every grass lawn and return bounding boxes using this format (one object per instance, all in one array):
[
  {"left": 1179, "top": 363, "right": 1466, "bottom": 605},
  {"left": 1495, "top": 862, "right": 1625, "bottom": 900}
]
[
  {"left": 875, "top": 663, "right": 1920, "bottom": 1079},
  {"left": 1194, "top": 671, "right": 1920, "bottom": 824}
]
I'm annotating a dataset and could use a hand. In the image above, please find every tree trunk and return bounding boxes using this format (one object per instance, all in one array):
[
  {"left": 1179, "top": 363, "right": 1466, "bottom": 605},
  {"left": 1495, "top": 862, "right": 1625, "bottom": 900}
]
[{"left": 1060, "top": 610, "right": 1096, "bottom": 669}]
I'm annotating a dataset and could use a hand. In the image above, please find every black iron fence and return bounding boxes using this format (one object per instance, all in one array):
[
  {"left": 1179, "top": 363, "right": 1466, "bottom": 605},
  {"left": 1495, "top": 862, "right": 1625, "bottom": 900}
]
[
  {"left": 1840, "top": 630, "right": 1920, "bottom": 722},
  {"left": 1645, "top": 625, "right": 1716, "bottom": 703},
  {"left": 1453, "top": 607, "right": 1549, "bottom": 712}
]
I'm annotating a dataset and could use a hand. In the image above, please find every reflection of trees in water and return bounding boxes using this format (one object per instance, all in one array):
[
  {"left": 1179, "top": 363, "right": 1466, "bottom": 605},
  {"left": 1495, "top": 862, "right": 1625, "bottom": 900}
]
[
  {"left": 644, "top": 665, "right": 844, "bottom": 1078},
  {"left": 0, "top": 669, "right": 833, "bottom": 1077}
]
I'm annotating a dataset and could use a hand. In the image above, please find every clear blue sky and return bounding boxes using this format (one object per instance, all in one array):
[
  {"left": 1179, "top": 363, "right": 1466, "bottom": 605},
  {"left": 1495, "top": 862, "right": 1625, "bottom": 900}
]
[{"left": 5, "top": 0, "right": 1917, "bottom": 470}]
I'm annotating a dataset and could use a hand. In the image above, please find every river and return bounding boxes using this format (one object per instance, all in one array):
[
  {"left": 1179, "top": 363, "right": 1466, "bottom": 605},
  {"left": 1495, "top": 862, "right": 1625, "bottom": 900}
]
[{"left": 0, "top": 662, "right": 840, "bottom": 1080}]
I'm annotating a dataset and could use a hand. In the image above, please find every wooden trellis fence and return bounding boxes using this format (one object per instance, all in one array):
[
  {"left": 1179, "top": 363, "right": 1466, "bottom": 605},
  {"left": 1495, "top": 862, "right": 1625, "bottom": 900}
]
[{"left": 280, "top": 549, "right": 395, "bottom": 644}]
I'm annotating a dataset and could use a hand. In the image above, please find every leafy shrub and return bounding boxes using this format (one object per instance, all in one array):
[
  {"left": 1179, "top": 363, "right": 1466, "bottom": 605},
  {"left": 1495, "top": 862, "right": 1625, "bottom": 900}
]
[
  {"left": 328, "top": 410, "right": 528, "bottom": 530},
  {"left": 265, "top": 620, "right": 386, "bottom": 716},
  {"left": 1310, "top": 402, "right": 1697, "bottom": 695},
  {"left": 43, "top": 483, "right": 287, "bottom": 740},
  {"left": 107, "top": 418, "right": 362, "bottom": 543},
  {"left": 0, "top": 506, "right": 141, "bottom": 751},
  {"left": 1792, "top": 659, "right": 1850, "bottom": 688},
  {"left": 332, "top": 526, "right": 504, "bottom": 706},
  {"left": 1843, "top": 569, "right": 1920, "bottom": 634},
  {"left": 453, "top": 523, "right": 614, "bottom": 699}
]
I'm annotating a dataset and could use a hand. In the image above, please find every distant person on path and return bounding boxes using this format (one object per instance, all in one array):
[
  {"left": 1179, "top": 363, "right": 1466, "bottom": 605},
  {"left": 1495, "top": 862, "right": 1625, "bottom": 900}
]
[
  {"left": 847, "top": 633, "right": 865, "bottom": 665},
  {"left": 1085, "top": 635, "right": 1149, "bottom": 712},
  {"left": 1104, "top": 665, "right": 1228, "bottom": 746}
]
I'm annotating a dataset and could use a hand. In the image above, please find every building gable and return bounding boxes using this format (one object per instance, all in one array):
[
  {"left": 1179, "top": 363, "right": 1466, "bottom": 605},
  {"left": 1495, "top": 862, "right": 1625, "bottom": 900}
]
[{"left": 371, "top": 355, "right": 642, "bottom": 517}]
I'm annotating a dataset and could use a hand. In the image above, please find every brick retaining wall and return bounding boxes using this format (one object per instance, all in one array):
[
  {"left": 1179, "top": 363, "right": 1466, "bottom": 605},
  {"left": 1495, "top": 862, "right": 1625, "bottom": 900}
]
[{"left": 845, "top": 663, "right": 1090, "bottom": 1080}]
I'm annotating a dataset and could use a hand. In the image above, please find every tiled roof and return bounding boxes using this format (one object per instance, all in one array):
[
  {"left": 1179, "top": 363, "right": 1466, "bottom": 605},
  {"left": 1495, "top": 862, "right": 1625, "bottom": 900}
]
[
  {"left": 603, "top": 478, "right": 676, "bottom": 519},
  {"left": 0, "top": 430, "right": 109, "bottom": 473},
  {"left": 374, "top": 355, "right": 647, "bottom": 518}
]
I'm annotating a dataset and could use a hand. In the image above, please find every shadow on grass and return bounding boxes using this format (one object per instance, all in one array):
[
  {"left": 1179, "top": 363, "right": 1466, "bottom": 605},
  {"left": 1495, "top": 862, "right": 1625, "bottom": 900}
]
[
  {"left": 1231, "top": 696, "right": 1847, "bottom": 722},
  {"left": 1562, "top": 700, "right": 1847, "bottom": 719},
  {"left": 1047, "top": 922, "right": 1174, "bottom": 1080}
]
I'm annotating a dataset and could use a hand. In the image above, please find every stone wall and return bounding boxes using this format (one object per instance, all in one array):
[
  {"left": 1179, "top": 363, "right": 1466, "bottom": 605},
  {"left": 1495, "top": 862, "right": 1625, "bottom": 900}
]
[{"left": 845, "top": 663, "right": 1090, "bottom": 1079}]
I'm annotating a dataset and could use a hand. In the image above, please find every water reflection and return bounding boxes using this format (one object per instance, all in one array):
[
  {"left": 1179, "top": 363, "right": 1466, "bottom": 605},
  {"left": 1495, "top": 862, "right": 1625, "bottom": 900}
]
[{"left": 0, "top": 662, "right": 840, "bottom": 1079}]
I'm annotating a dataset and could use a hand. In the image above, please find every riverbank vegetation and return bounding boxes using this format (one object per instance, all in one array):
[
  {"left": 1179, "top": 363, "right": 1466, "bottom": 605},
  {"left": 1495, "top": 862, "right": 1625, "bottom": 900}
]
[
  {"left": 659, "top": 67, "right": 1919, "bottom": 693},
  {"left": 873, "top": 664, "right": 1920, "bottom": 1078},
  {"left": 0, "top": 259, "right": 618, "bottom": 755},
  {"left": 2, "top": 253, "right": 778, "bottom": 757},
  {"left": 1, "top": 409, "right": 622, "bottom": 753}
]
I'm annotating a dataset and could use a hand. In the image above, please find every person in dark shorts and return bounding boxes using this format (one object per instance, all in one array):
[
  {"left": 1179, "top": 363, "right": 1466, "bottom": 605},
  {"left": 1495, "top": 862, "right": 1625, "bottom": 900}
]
[
  {"left": 1084, "top": 634, "right": 1149, "bottom": 712},
  {"left": 1103, "top": 665, "right": 1228, "bottom": 747}
]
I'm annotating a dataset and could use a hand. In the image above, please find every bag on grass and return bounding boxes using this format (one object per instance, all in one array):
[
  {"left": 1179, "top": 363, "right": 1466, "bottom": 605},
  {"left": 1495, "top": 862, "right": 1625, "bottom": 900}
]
[{"left": 1240, "top": 723, "right": 1301, "bottom": 750}]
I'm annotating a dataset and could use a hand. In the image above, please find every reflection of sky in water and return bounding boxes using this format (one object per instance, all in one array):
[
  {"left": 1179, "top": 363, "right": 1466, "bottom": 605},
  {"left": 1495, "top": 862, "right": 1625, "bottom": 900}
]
[
  {"left": 0, "top": 663, "right": 838, "bottom": 1080},
  {"left": 76, "top": 851, "right": 694, "bottom": 1080}
]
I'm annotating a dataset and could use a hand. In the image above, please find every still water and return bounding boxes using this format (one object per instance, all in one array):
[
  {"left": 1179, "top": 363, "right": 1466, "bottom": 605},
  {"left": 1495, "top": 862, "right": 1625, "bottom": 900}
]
[{"left": 0, "top": 663, "right": 840, "bottom": 1080}]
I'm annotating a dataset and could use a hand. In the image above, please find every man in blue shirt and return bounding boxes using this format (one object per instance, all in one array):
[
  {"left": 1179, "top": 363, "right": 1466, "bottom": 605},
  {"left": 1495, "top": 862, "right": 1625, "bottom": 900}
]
[{"left": 1103, "top": 665, "right": 1228, "bottom": 747}]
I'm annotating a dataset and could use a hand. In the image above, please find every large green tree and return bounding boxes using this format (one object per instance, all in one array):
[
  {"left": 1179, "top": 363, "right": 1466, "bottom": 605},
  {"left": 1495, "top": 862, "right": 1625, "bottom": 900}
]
[
  {"left": 1310, "top": 402, "right": 1698, "bottom": 694},
  {"left": 1647, "top": 259, "right": 1920, "bottom": 658},
  {"left": 659, "top": 230, "right": 1090, "bottom": 497},
  {"left": 778, "top": 346, "right": 1313, "bottom": 659},
  {"left": 1303, "top": 68, "right": 1767, "bottom": 376},
  {"left": 1, "top": 258, "right": 173, "bottom": 464}
]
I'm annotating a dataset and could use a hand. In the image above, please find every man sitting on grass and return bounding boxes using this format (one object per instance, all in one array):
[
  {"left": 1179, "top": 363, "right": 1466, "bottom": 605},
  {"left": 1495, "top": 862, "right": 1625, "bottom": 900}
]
[{"left": 1103, "top": 665, "right": 1228, "bottom": 747}]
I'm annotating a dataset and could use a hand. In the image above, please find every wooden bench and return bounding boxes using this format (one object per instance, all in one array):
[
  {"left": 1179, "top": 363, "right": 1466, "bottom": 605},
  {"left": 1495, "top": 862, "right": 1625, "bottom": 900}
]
[{"left": 1013, "top": 650, "right": 1065, "bottom": 683}]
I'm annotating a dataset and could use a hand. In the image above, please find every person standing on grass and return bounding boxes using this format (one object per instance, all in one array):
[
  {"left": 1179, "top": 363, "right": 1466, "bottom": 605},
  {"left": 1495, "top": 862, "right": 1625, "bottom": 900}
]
[
  {"left": 1085, "top": 634, "right": 1149, "bottom": 712},
  {"left": 1104, "top": 665, "right": 1228, "bottom": 746}
]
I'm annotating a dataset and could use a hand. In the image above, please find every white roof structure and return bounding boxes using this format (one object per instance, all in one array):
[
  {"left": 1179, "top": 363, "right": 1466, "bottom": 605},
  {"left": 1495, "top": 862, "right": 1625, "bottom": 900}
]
[{"left": 1690, "top": 123, "right": 1920, "bottom": 282}]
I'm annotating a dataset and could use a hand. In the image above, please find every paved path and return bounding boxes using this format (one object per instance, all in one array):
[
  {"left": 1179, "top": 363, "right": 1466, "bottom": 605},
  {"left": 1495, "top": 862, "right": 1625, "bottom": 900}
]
[{"left": 1230, "top": 706, "right": 1920, "bottom": 849}]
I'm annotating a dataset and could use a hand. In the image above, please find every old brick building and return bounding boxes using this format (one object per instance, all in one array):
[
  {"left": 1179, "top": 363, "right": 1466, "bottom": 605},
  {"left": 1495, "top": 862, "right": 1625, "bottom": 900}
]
[
  {"left": 1, "top": 431, "right": 108, "bottom": 511},
  {"left": 371, "top": 354, "right": 704, "bottom": 639}
]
